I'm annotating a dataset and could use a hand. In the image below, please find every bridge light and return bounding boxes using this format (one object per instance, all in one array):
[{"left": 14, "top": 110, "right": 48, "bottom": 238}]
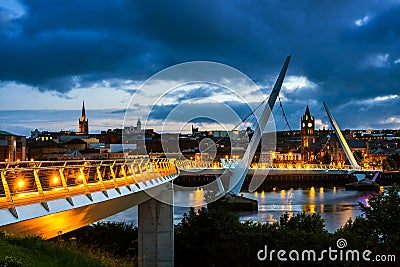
[
  {"left": 17, "top": 179, "right": 25, "bottom": 189},
  {"left": 78, "top": 174, "right": 84, "bottom": 181},
  {"left": 52, "top": 176, "right": 59, "bottom": 185}
]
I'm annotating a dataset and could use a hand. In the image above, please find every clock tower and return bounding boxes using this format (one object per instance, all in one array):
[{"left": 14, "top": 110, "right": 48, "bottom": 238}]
[{"left": 301, "top": 105, "right": 315, "bottom": 162}]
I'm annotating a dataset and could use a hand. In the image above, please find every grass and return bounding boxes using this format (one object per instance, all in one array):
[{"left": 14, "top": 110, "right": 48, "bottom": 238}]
[{"left": 0, "top": 232, "right": 133, "bottom": 267}]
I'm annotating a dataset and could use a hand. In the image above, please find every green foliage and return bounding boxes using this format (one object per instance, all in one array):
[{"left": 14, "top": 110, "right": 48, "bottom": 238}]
[
  {"left": 58, "top": 221, "right": 138, "bottom": 259},
  {"left": 0, "top": 234, "right": 106, "bottom": 267},
  {"left": 175, "top": 206, "right": 251, "bottom": 266},
  {"left": 175, "top": 206, "right": 333, "bottom": 266},
  {"left": 0, "top": 256, "right": 24, "bottom": 267},
  {"left": 279, "top": 212, "right": 326, "bottom": 233},
  {"left": 359, "top": 185, "right": 400, "bottom": 247},
  {"left": 335, "top": 185, "right": 400, "bottom": 256}
]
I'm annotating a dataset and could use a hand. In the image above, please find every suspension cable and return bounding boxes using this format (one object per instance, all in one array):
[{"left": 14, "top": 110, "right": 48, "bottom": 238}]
[
  {"left": 200, "top": 95, "right": 271, "bottom": 154},
  {"left": 278, "top": 95, "right": 292, "bottom": 132}
]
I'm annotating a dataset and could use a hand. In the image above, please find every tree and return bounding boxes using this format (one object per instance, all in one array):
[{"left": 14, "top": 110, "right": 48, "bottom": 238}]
[
  {"left": 359, "top": 185, "right": 400, "bottom": 248},
  {"left": 336, "top": 185, "right": 400, "bottom": 256},
  {"left": 279, "top": 212, "right": 326, "bottom": 233}
]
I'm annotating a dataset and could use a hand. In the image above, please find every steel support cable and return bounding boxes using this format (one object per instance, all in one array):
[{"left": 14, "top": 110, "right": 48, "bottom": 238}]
[
  {"left": 278, "top": 95, "right": 292, "bottom": 132},
  {"left": 200, "top": 95, "right": 271, "bottom": 154}
]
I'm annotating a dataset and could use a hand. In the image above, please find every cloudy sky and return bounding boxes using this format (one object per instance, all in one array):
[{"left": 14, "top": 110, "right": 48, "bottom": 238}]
[{"left": 0, "top": 0, "right": 399, "bottom": 136}]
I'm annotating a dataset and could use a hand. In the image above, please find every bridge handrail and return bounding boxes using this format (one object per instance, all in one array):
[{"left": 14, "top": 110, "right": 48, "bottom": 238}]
[
  {"left": 0, "top": 159, "right": 178, "bottom": 216},
  {"left": 175, "top": 160, "right": 381, "bottom": 171}
]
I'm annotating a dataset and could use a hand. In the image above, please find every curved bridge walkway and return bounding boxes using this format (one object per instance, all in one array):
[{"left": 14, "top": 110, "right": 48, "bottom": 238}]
[{"left": 0, "top": 159, "right": 178, "bottom": 266}]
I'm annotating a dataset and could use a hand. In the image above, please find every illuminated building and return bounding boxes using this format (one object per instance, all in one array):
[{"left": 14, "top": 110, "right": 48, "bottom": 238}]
[
  {"left": 301, "top": 105, "right": 315, "bottom": 162},
  {"left": 0, "top": 131, "right": 26, "bottom": 162}
]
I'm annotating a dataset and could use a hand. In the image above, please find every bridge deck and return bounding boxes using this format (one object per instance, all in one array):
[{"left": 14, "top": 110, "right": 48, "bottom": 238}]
[{"left": 0, "top": 159, "right": 177, "bottom": 215}]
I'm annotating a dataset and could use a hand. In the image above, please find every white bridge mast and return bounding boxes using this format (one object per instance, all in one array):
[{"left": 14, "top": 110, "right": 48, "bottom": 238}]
[
  {"left": 323, "top": 101, "right": 361, "bottom": 169},
  {"left": 228, "top": 56, "right": 291, "bottom": 195}
]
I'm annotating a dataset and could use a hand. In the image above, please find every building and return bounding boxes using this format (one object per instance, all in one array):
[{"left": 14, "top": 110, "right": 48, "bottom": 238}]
[
  {"left": 310, "top": 131, "right": 368, "bottom": 166},
  {"left": 300, "top": 106, "right": 368, "bottom": 166},
  {"left": 78, "top": 101, "right": 89, "bottom": 135},
  {"left": 27, "top": 140, "right": 66, "bottom": 160},
  {"left": 301, "top": 105, "right": 315, "bottom": 162},
  {"left": 0, "top": 131, "right": 26, "bottom": 162},
  {"left": 64, "top": 138, "right": 87, "bottom": 152}
]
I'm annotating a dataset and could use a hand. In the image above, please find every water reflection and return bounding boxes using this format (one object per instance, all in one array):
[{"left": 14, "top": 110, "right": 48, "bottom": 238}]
[
  {"left": 188, "top": 187, "right": 204, "bottom": 208},
  {"left": 103, "top": 186, "right": 380, "bottom": 233},
  {"left": 240, "top": 187, "right": 378, "bottom": 232},
  {"left": 309, "top": 186, "right": 315, "bottom": 200},
  {"left": 280, "top": 189, "right": 286, "bottom": 199}
]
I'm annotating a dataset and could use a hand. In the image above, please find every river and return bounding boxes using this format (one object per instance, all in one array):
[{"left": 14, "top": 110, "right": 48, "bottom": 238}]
[{"left": 102, "top": 186, "right": 381, "bottom": 233}]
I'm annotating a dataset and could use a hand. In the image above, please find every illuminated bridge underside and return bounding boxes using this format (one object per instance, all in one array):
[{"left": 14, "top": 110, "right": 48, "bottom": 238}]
[{"left": 0, "top": 159, "right": 177, "bottom": 239}]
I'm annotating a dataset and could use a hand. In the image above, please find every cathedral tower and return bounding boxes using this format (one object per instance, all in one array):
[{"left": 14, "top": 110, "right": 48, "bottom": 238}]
[
  {"left": 78, "top": 101, "right": 89, "bottom": 135},
  {"left": 301, "top": 105, "right": 315, "bottom": 162}
]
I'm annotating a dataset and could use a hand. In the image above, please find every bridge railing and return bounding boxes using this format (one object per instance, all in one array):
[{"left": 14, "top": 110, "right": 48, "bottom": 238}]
[
  {"left": 0, "top": 159, "right": 177, "bottom": 214},
  {"left": 175, "top": 160, "right": 380, "bottom": 171}
]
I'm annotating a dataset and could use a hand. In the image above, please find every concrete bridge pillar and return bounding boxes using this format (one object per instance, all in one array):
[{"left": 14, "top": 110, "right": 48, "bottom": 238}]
[{"left": 138, "top": 185, "right": 174, "bottom": 267}]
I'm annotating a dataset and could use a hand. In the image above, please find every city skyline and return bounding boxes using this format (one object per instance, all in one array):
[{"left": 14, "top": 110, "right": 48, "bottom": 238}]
[{"left": 1, "top": 1, "right": 400, "bottom": 136}]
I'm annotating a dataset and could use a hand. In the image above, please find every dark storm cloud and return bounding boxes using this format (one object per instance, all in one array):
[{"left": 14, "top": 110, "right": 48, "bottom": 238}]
[
  {"left": 0, "top": 0, "right": 159, "bottom": 92},
  {"left": 148, "top": 101, "right": 253, "bottom": 124},
  {"left": 0, "top": 0, "right": 399, "bottom": 128}
]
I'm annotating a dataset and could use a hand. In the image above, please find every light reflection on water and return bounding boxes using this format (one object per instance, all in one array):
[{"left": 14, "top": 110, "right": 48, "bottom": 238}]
[
  {"left": 238, "top": 187, "right": 374, "bottom": 232},
  {"left": 102, "top": 187, "right": 376, "bottom": 233}
]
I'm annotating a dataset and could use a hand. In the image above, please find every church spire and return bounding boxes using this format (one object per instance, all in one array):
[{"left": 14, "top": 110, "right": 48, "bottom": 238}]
[
  {"left": 305, "top": 105, "right": 311, "bottom": 117},
  {"left": 78, "top": 100, "right": 88, "bottom": 135},
  {"left": 81, "top": 101, "right": 86, "bottom": 121}
]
